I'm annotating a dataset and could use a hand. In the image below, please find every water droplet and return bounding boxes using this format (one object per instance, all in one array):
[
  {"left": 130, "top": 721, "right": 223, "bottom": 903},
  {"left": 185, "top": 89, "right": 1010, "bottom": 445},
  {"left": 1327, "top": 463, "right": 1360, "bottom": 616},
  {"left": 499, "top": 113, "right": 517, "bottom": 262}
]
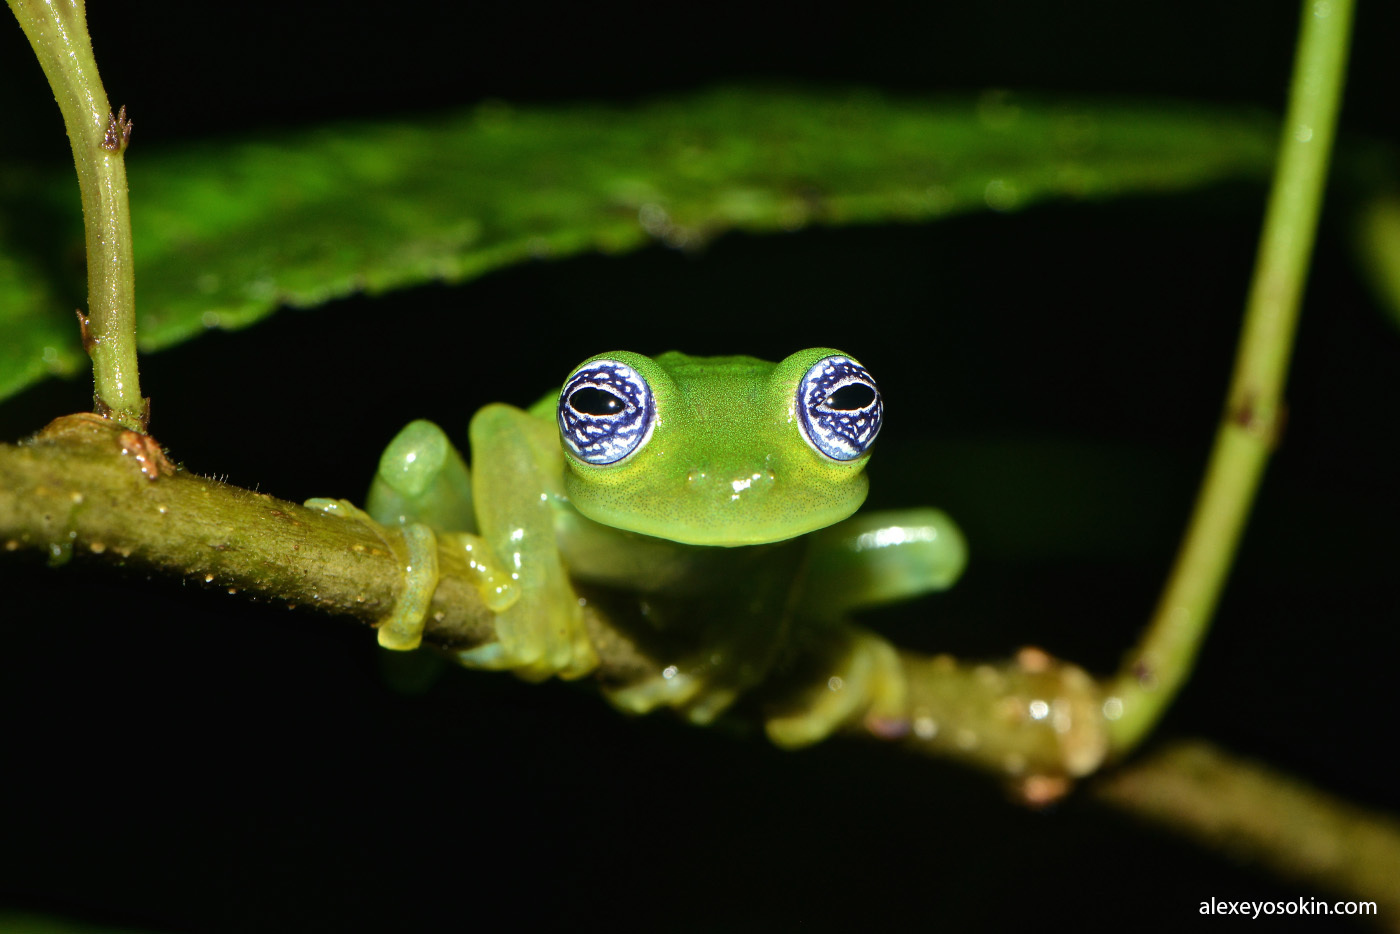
[
  {"left": 638, "top": 203, "right": 670, "bottom": 236},
  {"left": 983, "top": 179, "right": 1020, "bottom": 213},
  {"left": 47, "top": 541, "right": 73, "bottom": 567},
  {"left": 1052, "top": 701, "right": 1073, "bottom": 734},
  {"left": 245, "top": 276, "right": 277, "bottom": 301}
]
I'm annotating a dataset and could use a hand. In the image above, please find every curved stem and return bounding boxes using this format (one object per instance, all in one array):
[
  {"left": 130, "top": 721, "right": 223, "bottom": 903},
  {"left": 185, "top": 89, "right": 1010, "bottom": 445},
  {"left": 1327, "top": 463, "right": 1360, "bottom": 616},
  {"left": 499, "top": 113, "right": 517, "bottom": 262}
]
[
  {"left": 1105, "top": 0, "right": 1353, "bottom": 753},
  {"left": 8, "top": 0, "right": 144, "bottom": 430}
]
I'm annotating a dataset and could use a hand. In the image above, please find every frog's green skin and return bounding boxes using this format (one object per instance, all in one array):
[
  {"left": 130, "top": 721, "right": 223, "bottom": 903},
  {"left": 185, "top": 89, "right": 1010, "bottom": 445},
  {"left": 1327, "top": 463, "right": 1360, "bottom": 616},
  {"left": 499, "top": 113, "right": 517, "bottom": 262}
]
[{"left": 311, "top": 349, "right": 965, "bottom": 747}]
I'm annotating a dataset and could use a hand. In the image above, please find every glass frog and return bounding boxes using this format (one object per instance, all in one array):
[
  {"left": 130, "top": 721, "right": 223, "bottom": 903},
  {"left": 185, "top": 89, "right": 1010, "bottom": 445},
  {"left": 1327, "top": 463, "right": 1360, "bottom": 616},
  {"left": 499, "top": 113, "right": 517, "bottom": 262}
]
[{"left": 311, "top": 349, "right": 966, "bottom": 747}]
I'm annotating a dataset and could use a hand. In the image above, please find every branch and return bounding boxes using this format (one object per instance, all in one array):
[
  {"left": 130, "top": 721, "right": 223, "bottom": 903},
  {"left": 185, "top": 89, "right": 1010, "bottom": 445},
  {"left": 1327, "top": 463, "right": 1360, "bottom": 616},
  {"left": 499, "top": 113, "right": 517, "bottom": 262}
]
[
  {"left": 5, "top": 415, "right": 1400, "bottom": 912},
  {"left": 0, "top": 413, "right": 664, "bottom": 681},
  {"left": 0, "top": 414, "right": 1104, "bottom": 781},
  {"left": 1095, "top": 741, "right": 1400, "bottom": 923}
]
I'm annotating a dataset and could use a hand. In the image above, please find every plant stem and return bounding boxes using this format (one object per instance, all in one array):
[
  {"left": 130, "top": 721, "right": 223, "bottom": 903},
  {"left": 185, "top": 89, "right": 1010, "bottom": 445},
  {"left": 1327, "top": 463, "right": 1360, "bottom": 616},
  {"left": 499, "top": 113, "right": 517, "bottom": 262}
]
[
  {"left": 1105, "top": 0, "right": 1353, "bottom": 754},
  {"left": 8, "top": 0, "right": 144, "bottom": 431}
]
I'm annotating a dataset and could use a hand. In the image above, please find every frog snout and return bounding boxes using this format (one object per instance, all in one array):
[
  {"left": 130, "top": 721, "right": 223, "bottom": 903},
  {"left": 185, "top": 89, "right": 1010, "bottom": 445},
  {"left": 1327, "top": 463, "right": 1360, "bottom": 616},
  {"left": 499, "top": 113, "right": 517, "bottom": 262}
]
[{"left": 685, "top": 467, "right": 778, "bottom": 504}]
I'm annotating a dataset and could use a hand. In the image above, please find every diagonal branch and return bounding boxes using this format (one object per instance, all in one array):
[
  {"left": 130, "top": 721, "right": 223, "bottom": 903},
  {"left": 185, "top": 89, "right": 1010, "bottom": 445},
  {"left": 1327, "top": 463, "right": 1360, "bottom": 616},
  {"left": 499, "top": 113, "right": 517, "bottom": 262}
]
[{"left": 1095, "top": 740, "right": 1400, "bottom": 921}]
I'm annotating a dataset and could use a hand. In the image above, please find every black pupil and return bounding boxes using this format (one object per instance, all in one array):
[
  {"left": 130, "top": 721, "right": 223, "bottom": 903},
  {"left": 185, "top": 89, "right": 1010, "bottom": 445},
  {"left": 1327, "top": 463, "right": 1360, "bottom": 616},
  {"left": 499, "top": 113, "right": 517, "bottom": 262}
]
[
  {"left": 826, "top": 383, "right": 875, "bottom": 411},
  {"left": 570, "top": 386, "right": 625, "bottom": 416}
]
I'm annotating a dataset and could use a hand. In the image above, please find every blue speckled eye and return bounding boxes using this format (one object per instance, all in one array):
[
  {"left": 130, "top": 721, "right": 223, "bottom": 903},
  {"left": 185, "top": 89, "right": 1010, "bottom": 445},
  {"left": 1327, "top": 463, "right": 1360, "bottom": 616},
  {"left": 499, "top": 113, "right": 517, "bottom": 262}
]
[
  {"left": 558, "top": 359, "right": 656, "bottom": 466},
  {"left": 797, "top": 355, "right": 882, "bottom": 461}
]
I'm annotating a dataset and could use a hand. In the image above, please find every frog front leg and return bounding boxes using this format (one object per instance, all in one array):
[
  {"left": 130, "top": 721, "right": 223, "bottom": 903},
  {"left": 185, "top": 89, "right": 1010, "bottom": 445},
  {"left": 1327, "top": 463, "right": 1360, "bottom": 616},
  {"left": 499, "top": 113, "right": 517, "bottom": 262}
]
[
  {"left": 796, "top": 508, "right": 967, "bottom": 621},
  {"left": 463, "top": 403, "right": 599, "bottom": 681},
  {"left": 365, "top": 421, "right": 520, "bottom": 626},
  {"left": 767, "top": 508, "right": 967, "bottom": 747},
  {"left": 308, "top": 419, "right": 518, "bottom": 653}
]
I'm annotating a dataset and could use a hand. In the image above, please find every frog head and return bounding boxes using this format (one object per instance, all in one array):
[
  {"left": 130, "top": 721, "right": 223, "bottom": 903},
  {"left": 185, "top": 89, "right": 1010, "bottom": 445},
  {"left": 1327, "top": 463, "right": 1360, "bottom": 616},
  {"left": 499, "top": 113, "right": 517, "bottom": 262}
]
[{"left": 555, "top": 348, "right": 882, "bottom": 546}]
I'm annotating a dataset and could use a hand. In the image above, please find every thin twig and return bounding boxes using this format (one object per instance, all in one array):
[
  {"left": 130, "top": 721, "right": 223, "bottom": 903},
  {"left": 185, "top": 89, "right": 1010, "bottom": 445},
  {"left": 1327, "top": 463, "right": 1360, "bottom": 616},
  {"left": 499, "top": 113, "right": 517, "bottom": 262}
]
[{"left": 8, "top": 0, "right": 144, "bottom": 430}]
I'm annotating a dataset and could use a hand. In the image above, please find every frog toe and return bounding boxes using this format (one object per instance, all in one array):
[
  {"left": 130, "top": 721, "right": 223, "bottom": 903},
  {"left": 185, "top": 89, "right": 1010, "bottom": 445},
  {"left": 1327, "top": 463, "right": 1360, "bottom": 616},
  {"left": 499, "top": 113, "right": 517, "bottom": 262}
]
[
  {"left": 455, "top": 641, "right": 517, "bottom": 670},
  {"left": 604, "top": 666, "right": 705, "bottom": 715},
  {"left": 681, "top": 685, "right": 741, "bottom": 725},
  {"left": 766, "top": 629, "right": 906, "bottom": 748},
  {"left": 455, "top": 606, "right": 597, "bottom": 682},
  {"left": 512, "top": 640, "right": 597, "bottom": 683},
  {"left": 603, "top": 664, "right": 745, "bottom": 725},
  {"left": 303, "top": 499, "right": 439, "bottom": 653}
]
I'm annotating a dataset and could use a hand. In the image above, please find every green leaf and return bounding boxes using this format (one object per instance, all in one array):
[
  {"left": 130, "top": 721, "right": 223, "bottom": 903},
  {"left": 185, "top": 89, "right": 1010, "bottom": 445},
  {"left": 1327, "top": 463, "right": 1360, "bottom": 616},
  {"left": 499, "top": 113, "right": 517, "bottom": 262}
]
[{"left": 0, "top": 88, "right": 1280, "bottom": 405}]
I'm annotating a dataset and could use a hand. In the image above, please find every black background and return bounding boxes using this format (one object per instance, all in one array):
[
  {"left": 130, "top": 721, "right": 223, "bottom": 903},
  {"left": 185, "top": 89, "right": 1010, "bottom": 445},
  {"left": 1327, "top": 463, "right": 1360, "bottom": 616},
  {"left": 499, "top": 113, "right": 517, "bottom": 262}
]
[{"left": 2, "top": 2, "right": 1398, "bottom": 931}]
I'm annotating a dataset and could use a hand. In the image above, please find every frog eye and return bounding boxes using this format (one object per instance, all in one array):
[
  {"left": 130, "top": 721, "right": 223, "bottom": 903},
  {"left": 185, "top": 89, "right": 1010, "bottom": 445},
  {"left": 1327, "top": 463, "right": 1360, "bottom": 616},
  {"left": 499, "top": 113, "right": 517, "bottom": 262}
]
[
  {"left": 557, "top": 359, "right": 656, "bottom": 465},
  {"left": 796, "top": 355, "right": 883, "bottom": 461}
]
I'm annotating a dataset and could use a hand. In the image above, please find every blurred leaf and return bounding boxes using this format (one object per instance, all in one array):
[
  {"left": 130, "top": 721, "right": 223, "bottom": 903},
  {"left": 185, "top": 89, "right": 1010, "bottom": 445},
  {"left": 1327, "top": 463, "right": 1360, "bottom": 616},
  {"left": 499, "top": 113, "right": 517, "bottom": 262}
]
[
  {"left": 1356, "top": 194, "right": 1400, "bottom": 330},
  {"left": 0, "top": 162, "right": 88, "bottom": 406},
  {"left": 0, "top": 88, "right": 1280, "bottom": 404}
]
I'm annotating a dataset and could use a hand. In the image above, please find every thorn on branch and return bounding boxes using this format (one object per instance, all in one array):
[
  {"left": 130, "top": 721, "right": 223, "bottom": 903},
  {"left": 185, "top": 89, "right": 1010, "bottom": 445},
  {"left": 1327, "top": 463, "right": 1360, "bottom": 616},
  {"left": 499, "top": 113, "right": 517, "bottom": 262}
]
[
  {"left": 75, "top": 309, "right": 96, "bottom": 354},
  {"left": 101, "top": 105, "right": 133, "bottom": 153}
]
